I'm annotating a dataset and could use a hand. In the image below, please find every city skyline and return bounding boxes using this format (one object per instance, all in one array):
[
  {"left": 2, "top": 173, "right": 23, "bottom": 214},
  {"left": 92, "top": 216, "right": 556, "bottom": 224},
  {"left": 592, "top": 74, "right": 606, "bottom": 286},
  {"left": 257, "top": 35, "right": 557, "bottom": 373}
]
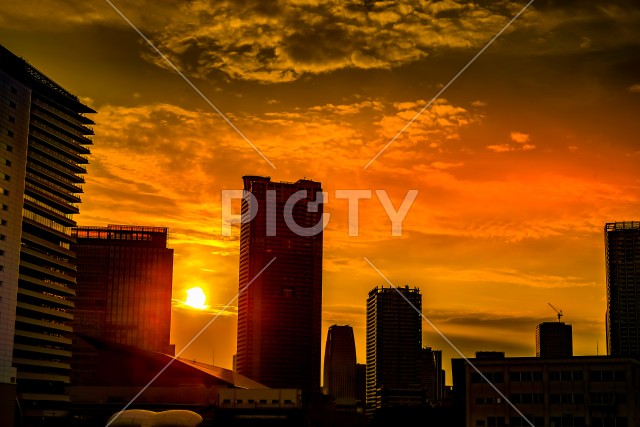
[{"left": 1, "top": 1, "right": 640, "bottom": 385}]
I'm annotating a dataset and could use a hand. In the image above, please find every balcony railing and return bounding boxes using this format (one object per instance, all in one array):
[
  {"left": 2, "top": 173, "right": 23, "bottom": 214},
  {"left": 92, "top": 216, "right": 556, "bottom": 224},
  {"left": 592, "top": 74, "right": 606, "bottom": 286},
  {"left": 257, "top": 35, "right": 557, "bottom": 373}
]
[
  {"left": 31, "top": 108, "right": 92, "bottom": 142},
  {"left": 28, "top": 153, "right": 85, "bottom": 183},
  {"left": 32, "top": 98, "right": 94, "bottom": 134},
  {"left": 24, "top": 181, "right": 81, "bottom": 210},
  {"left": 30, "top": 140, "right": 87, "bottom": 172},
  {"left": 31, "top": 129, "right": 90, "bottom": 159},
  {"left": 22, "top": 209, "right": 73, "bottom": 237},
  {"left": 30, "top": 118, "right": 92, "bottom": 148},
  {"left": 26, "top": 170, "right": 83, "bottom": 200}
]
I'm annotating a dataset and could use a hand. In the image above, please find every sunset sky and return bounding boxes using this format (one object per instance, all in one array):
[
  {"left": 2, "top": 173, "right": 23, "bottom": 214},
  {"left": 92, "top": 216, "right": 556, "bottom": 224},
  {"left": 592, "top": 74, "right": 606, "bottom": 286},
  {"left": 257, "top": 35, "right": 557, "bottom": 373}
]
[{"left": 2, "top": 1, "right": 640, "bottom": 383}]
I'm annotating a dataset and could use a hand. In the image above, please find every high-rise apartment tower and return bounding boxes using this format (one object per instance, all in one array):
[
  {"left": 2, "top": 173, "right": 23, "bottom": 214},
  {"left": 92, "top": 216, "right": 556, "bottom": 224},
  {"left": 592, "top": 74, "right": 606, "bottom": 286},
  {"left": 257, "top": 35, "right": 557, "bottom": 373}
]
[
  {"left": 0, "top": 44, "right": 94, "bottom": 425},
  {"left": 605, "top": 221, "right": 640, "bottom": 357},
  {"left": 236, "top": 176, "right": 323, "bottom": 393},
  {"left": 366, "top": 285, "right": 423, "bottom": 416}
]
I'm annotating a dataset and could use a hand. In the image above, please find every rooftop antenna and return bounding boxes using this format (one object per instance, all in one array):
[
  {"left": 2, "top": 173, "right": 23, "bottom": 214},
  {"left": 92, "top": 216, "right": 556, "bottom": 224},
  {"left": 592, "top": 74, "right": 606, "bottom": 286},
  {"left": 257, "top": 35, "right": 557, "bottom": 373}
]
[{"left": 548, "top": 303, "right": 563, "bottom": 322}]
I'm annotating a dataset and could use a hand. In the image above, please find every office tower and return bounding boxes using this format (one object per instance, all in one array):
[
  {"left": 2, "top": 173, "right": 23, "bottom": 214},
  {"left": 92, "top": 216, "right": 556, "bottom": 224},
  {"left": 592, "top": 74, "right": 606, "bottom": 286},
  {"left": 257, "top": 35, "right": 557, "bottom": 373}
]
[
  {"left": 421, "top": 347, "right": 445, "bottom": 404},
  {"left": 605, "top": 221, "right": 640, "bottom": 358},
  {"left": 0, "top": 45, "right": 94, "bottom": 425},
  {"left": 323, "top": 324, "right": 356, "bottom": 400},
  {"left": 236, "top": 176, "right": 323, "bottom": 392},
  {"left": 71, "top": 225, "right": 174, "bottom": 384},
  {"left": 536, "top": 321, "right": 572, "bottom": 358},
  {"left": 366, "top": 286, "right": 423, "bottom": 416},
  {"left": 355, "top": 363, "right": 367, "bottom": 406}
]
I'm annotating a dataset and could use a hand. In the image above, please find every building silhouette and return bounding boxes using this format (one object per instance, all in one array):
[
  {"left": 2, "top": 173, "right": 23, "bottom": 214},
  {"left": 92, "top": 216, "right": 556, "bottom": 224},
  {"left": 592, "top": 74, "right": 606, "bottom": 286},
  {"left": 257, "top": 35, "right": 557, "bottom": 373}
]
[
  {"left": 236, "top": 176, "right": 323, "bottom": 393},
  {"left": 70, "top": 225, "right": 174, "bottom": 385},
  {"left": 605, "top": 221, "right": 640, "bottom": 358},
  {"left": 366, "top": 286, "right": 424, "bottom": 417},
  {"left": 0, "top": 44, "right": 94, "bottom": 426},
  {"left": 452, "top": 352, "right": 640, "bottom": 427},
  {"left": 421, "top": 347, "right": 445, "bottom": 404},
  {"left": 536, "top": 321, "right": 573, "bottom": 358},
  {"left": 323, "top": 324, "right": 357, "bottom": 400},
  {"left": 355, "top": 363, "right": 367, "bottom": 406}
]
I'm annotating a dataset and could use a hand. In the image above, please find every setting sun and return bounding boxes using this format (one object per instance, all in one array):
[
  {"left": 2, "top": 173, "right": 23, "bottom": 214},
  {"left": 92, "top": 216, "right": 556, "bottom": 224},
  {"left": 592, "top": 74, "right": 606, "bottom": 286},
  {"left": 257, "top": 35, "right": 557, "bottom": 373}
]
[{"left": 185, "top": 287, "right": 207, "bottom": 310}]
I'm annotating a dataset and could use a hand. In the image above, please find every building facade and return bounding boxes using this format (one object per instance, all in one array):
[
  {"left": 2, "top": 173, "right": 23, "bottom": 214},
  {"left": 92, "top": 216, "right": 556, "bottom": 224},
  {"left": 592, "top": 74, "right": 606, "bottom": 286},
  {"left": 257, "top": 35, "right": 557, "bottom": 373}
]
[
  {"left": 236, "top": 176, "right": 324, "bottom": 393},
  {"left": 323, "top": 324, "right": 357, "bottom": 400},
  {"left": 366, "top": 286, "right": 424, "bottom": 416},
  {"left": 605, "top": 221, "right": 640, "bottom": 358},
  {"left": 70, "top": 225, "right": 174, "bottom": 385},
  {"left": 452, "top": 354, "right": 640, "bottom": 427},
  {"left": 421, "top": 347, "right": 445, "bottom": 405},
  {"left": 0, "top": 44, "right": 94, "bottom": 426},
  {"left": 536, "top": 322, "right": 573, "bottom": 358}
]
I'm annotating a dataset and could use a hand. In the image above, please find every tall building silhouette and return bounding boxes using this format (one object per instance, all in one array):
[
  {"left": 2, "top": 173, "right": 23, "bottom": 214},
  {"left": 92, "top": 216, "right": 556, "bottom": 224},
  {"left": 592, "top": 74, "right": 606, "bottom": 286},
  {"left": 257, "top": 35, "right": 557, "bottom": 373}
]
[
  {"left": 605, "top": 221, "right": 640, "bottom": 357},
  {"left": 421, "top": 347, "right": 445, "bottom": 404},
  {"left": 366, "top": 285, "right": 423, "bottom": 416},
  {"left": 71, "top": 225, "right": 174, "bottom": 385},
  {"left": 323, "top": 324, "right": 356, "bottom": 400},
  {"left": 536, "top": 321, "right": 572, "bottom": 358},
  {"left": 0, "top": 44, "right": 94, "bottom": 426},
  {"left": 236, "top": 176, "right": 323, "bottom": 393}
]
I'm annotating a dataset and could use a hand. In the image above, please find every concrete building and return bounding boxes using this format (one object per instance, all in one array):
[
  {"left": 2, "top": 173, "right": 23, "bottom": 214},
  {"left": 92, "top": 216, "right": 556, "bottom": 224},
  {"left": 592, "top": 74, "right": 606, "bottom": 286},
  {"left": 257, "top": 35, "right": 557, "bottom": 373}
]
[
  {"left": 605, "top": 221, "right": 640, "bottom": 358},
  {"left": 70, "top": 225, "right": 174, "bottom": 385},
  {"left": 452, "top": 353, "right": 640, "bottom": 427},
  {"left": 323, "top": 325, "right": 357, "bottom": 401},
  {"left": 68, "top": 336, "right": 266, "bottom": 426},
  {"left": 421, "top": 347, "right": 446, "bottom": 405},
  {"left": 536, "top": 322, "right": 573, "bottom": 358},
  {"left": 236, "top": 176, "right": 324, "bottom": 394},
  {"left": 0, "top": 43, "right": 94, "bottom": 426},
  {"left": 366, "top": 286, "right": 424, "bottom": 417}
]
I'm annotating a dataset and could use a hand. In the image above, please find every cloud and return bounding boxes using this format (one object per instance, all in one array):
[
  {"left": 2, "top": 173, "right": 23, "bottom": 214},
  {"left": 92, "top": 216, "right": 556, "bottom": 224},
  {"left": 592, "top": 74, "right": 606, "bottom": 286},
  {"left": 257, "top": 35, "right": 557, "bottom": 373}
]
[
  {"left": 430, "top": 161, "right": 464, "bottom": 170},
  {"left": 487, "top": 132, "right": 535, "bottom": 152},
  {"left": 629, "top": 84, "right": 640, "bottom": 93},
  {"left": 510, "top": 131, "right": 530, "bottom": 144},
  {"left": 487, "top": 144, "right": 514, "bottom": 152},
  {"left": 145, "top": 0, "right": 518, "bottom": 82}
]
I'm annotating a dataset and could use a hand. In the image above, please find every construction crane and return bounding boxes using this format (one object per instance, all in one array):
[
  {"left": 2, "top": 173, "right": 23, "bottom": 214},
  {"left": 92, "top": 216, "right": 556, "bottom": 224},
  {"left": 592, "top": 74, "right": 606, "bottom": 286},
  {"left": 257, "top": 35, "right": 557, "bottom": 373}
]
[{"left": 548, "top": 303, "right": 563, "bottom": 322}]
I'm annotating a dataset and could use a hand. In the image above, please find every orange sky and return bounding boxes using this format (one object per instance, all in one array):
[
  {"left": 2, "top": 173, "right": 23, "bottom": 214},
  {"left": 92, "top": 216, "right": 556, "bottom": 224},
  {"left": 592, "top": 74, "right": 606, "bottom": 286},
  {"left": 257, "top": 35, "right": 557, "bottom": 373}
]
[{"left": 2, "top": 0, "right": 640, "bottom": 383}]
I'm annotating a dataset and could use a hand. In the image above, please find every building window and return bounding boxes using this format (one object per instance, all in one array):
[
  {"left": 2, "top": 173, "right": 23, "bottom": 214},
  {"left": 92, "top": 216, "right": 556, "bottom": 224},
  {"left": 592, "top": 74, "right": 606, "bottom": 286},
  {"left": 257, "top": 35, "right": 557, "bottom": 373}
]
[{"left": 472, "top": 372, "right": 504, "bottom": 383}]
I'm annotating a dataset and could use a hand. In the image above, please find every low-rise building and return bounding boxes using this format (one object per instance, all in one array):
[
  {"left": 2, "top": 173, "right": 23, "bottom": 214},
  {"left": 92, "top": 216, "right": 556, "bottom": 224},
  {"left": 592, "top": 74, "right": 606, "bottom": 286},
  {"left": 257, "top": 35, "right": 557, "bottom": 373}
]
[{"left": 452, "top": 354, "right": 640, "bottom": 427}]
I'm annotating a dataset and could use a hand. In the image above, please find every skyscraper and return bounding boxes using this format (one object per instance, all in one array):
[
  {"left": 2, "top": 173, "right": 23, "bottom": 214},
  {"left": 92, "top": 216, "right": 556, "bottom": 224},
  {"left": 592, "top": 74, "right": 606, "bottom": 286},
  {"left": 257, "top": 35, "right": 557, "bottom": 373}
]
[
  {"left": 323, "top": 324, "right": 356, "bottom": 400},
  {"left": 536, "top": 321, "right": 572, "bottom": 358},
  {"left": 71, "top": 225, "right": 174, "bottom": 384},
  {"left": 420, "top": 347, "right": 445, "bottom": 404},
  {"left": 236, "top": 176, "right": 323, "bottom": 393},
  {"left": 0, "top": 44, "right": 94, "bottom": 426},
  {"left": 605, "top": 221, "right": 640, "bottom": 357},
  {"left": 366, "top": 285, "right": 423, "bottom": 416}
]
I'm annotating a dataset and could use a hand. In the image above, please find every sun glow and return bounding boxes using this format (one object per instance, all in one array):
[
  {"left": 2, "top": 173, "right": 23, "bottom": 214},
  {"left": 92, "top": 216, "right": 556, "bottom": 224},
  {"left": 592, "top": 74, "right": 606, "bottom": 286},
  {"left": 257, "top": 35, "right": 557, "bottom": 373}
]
[{"left": 185, "top": 287, "right": 207, "bottom": 309}]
